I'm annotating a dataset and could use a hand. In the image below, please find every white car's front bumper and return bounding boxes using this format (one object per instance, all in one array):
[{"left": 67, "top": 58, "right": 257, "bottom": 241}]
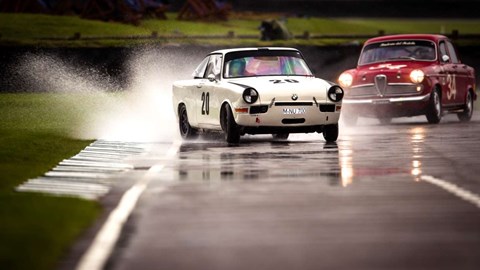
[{"left": 235, "top": 102, "right": 342, "bottom": 128}]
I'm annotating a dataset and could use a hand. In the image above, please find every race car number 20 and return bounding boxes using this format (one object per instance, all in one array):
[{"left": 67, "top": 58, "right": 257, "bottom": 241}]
[{"left": 201, "top": 92, "right": 209, "bottom": 115}]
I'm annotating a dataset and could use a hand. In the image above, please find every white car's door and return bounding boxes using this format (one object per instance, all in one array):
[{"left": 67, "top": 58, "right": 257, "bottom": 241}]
[
  {"left": 188, "top": 56, "right": 211, "bottom": 127},
  {"left": 195, "top": 78, "right": 211, "bottom": 126},
  {"left": 197, "top": 54, "right": 222, "bottom": 128}
]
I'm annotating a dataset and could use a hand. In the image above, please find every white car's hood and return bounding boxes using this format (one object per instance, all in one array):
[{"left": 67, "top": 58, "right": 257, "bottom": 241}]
[{"left": 226, "top": 76, "right": 335, "bottom": 103}]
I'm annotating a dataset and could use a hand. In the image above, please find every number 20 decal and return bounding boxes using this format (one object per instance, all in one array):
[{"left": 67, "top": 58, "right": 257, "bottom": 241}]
[
  {"left": 201, "top": 92, "right": 210, "bottom": 115},
  {"left": 269, "top": 79, "right": 299, "bottom": 84}
]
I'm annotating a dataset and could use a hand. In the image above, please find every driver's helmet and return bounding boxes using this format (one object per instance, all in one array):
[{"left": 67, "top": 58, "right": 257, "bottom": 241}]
[{"left": 229, "top": 58, "right": 246, "bottom": 77}]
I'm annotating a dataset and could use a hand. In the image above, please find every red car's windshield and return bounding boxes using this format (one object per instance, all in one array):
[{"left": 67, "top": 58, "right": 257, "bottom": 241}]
[{"left": 359, "top": 40, "right": 436, "bottom": 65}]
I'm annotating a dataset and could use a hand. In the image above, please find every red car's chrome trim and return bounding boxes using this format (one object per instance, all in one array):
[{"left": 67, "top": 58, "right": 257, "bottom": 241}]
[
  {"left": 351, "top": 83, "right": 416, "bottom": 88},
  {"left": 343, "top": 93, "right": 430, "bottom": 104},
  {"left": 351, "top": 83, "right": 374, "bottom": 88}
]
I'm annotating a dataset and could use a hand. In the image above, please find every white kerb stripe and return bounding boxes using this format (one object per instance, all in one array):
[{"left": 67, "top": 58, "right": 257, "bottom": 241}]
[
  {"left": 421, "top": 175, "right": 480, "bottom": 208},
  {"left": 76, "top": 141, "right": 181, "bottom": 270}
]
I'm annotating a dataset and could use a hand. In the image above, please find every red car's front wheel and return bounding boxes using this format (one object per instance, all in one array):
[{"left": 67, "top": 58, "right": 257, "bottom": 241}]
[{"left": 426, "top": 89, "right": 442, "bottom": 124}]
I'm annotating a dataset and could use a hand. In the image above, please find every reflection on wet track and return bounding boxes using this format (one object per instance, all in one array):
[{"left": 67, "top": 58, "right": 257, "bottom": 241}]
[
  {"left": 101, "top": 115, "right": 480, "bottom": 270},
  {"left": 176, "top": 140, "right": 342, "bottom": 186}
]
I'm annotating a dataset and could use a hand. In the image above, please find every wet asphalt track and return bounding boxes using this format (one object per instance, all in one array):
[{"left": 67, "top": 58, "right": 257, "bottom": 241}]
[{"left": 102, "top": 113, "right": 480, "bottom": 270}]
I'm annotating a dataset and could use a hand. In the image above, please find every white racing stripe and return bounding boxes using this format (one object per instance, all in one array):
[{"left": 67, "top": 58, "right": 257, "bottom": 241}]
[
  {"left": 75, "top": 140, "right": 181, "bottom": 270},
  {"left": 421, "top": 175, "right": 480, "bottom": 208}
]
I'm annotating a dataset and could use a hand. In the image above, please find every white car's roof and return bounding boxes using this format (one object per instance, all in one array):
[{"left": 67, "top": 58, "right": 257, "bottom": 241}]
[{"left": 209, "top": 47, "right": 300, "bottom": 55}]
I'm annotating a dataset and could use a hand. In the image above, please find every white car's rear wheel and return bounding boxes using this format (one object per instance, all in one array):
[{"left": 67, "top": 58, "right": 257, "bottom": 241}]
[
  {"left": 458, "top": 91, "right": 474, "bottom": 122},
  {"left": 221, "top": 104, "right": 240, "bottom": 144},
  {"left": 178, "top": 104, "right": 197, "bottom": 139},
  {"left": 323, "top": 124, "right": 339, "bottom": 142}
]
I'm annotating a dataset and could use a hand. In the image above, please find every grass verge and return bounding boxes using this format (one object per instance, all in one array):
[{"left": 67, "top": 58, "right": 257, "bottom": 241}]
[
  {"left": 1, "top": 12, "right": 480, "bottom": 47},
  {"left": 0, "top": 93, "right": 101, "bottom": 270}
]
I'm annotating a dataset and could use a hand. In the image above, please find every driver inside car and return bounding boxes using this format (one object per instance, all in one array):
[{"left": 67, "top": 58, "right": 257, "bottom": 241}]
[{"left": 229, "top": 58, "right": 247, "bottom": 77}]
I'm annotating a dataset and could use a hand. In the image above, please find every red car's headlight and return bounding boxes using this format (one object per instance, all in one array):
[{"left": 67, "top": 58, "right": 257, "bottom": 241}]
[
  {"left": 338, "top": 72, "right": 353, "bottom": 88},
  {"left": 410, "top": 69, "right": 425, "bottom": 83}
]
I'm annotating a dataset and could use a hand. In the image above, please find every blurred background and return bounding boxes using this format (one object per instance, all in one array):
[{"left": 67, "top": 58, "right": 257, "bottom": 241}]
[
  {"left": 1, "top": 1, "right": 480, "bottom": 270},
  {"left": 1, "top": 0, "right": 480, "bottom": 91}
]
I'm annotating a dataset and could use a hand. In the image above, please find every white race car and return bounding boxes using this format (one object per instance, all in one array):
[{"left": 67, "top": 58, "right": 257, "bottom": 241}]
[{"left": 172, "top": 47, "right": 344, "bottom": 143}]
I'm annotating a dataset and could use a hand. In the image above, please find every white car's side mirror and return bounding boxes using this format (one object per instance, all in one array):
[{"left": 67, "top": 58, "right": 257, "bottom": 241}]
[
  {"left": 207, "top": 74, "right": 216, "bottom": 82},
  {"left": 442, "top": 54, "right": 450, "bottom": 63}
]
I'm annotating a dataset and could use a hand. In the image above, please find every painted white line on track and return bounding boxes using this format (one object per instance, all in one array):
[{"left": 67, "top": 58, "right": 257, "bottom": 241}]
[
  {"left": 75, "top": 140, "right": 181, "bottom": 270},
  {"left": 421, "top": 175, "right": 480, "bottom": 208}
]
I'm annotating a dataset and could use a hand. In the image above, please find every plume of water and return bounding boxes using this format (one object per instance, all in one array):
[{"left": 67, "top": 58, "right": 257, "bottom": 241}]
[{"left": 17, "top": 47, "right": 196, "bottom": 142}]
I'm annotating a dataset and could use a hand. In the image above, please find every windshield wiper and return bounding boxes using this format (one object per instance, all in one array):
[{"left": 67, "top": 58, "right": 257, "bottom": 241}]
[{"left": 386, "top": 56, "right": 416, "bottom": 61}]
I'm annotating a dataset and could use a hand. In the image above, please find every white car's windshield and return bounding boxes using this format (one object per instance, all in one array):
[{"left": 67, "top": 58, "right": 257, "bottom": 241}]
[
  {"left": 224, "top": 50, "right": 313, "bottom": 78},
  {"left": 359, "top": 40, "right": 436, "bottom": 65}
]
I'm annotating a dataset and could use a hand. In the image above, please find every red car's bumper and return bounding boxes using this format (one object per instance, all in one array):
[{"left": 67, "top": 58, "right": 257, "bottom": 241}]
[{"left": 342, "top": 93, "right": 431, "bottom": 118}]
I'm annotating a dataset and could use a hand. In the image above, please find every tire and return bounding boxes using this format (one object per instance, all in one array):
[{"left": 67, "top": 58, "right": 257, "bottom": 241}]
[
  {"left": 378, "top": 117, "right": 392, "bottom": 125},
  {"left": 323, "top": 123, "right": 339, "bottom": 142},
  {"left": 458, "top": 91, "right": 474, "bottom": 122},
  {"left": 272, "top": 133, "right": 289, "bottom": 140},
  {"left": 426, "top": 89, "right": 442, "bottom": 124},
  {"left": 178, "top": 104, "right": 197, "bottom": 139},
  {"left": 221, "top": 103, "right": 240, "bottom": 144}
]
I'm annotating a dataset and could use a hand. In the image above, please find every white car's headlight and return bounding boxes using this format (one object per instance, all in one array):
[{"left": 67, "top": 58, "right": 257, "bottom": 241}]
[
  {"left": 338, "top": 72, "right": 353, "bottom": 88},
  {"left": 243, "top": 88, "right": 259, "bottom": 104},
  {"left": 410, "top": 69, "right": 425, "bottom": 83},
  {"left": 327, "top": 85, "right": 344, "bottom": 102}
]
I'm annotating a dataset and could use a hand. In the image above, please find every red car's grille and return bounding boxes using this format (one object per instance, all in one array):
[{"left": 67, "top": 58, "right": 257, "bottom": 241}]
[
  {"left": 348, "top": 84, "right": 377, "bottom": 96},
  {"left": 348, "top": 83, "right": 419, "bottom": 97},
  {"left": 374, "top": 75, "right": 387, "bottom": 95}
]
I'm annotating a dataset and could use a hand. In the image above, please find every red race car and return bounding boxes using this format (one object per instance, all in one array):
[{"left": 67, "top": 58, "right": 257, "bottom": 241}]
[{"left": 338, "top": 34, "right": 476, "bottom": 125}]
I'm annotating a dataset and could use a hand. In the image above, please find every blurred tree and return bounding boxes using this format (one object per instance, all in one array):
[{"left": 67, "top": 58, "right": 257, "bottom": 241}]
[
  {"left": 177, "top": 0, "right": 231, "bottom": 20},
  {"left": 0, "top": 0, "right": 50, "bottom": 14}
]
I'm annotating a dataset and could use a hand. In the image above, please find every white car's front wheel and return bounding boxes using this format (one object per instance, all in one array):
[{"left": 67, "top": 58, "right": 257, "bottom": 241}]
[
  {"left": 323, "top": 124, "right": 339, "bottom": 142},
  {"left": 221, "top": 104, "right": 240, "bottom": 144}
]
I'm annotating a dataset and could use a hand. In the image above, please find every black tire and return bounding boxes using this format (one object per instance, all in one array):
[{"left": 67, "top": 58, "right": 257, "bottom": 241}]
[
  {"left": 378, "top": 117, "right": 392, "bottom": 125},
  {"left": 178, "top": 104, "right": 197, "bottom": 139},
  {"left": 323, "top": 123, "right": 339, "bottom": 142},
  {"left": 272, "top": 133, "right": 289, "bottom": 140},
  {"left": 221, "top": 104, "right": 240, "bottom": 144},
  {"left": 458, "top": 91, "right": 474, "bottom": 122},
  {"left": 426, "top": 89, "right": 442, "bottom": 124}
]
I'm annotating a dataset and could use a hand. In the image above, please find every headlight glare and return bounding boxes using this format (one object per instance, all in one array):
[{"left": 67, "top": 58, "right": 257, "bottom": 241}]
[
  {"left": 327, "top": 85, "right": 344, "bottom": 102},
  {"left": 410, "top": 69, "right": 425, "bottom": 83},
  {"left": 338, "top": 72, "right": 353, "bottom": 88},
  {"left": 243, "top": 88, "right": 259, "bottom": 104}
]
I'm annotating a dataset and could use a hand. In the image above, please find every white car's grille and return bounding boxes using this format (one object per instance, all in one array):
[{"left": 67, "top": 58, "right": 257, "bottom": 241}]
[{"left": 275, "top": 102, "right": 313, "bottom": 106}]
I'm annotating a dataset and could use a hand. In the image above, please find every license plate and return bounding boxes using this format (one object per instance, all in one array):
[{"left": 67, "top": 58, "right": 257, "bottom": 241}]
[{"left": 283, "top": 108, "right": 306, "bottom": 115}]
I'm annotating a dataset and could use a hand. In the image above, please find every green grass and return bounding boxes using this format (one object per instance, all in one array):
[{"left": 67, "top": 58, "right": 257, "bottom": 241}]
[
  {"left": 0, "top": 93, "right": 103, "bottom": 270},
  {"left": 1, "top": 12, "right": 480, "bottom": 47}
]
